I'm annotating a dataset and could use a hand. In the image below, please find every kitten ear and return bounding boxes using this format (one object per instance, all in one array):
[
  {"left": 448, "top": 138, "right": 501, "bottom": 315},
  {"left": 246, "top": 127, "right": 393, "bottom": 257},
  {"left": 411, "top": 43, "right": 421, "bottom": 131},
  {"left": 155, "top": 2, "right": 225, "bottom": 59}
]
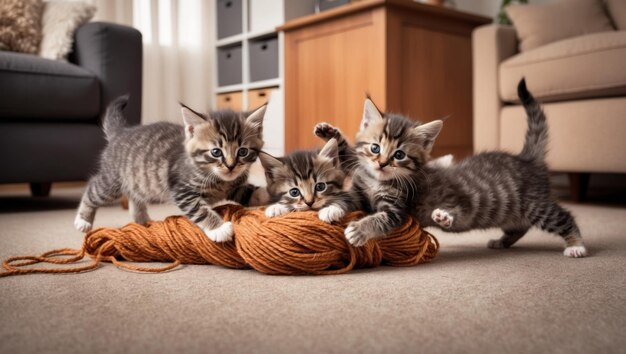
[
  {"left": 258, "top": 151, "right": 283, "bottom": 171},
  {"left": 360, "top": 98, "right": 383, "bottom": 131},
  {"left": 413, "top": 120, "right": 443, "bottom": 153},
  {"left": 180, "top": 104, "right": 206, "bottom": 138},
  {"left": 319, "top": 138, "right": 339, "bottom": 162},
  {"left": 246, "top": 104, "right": 267, "bottom": 133}
]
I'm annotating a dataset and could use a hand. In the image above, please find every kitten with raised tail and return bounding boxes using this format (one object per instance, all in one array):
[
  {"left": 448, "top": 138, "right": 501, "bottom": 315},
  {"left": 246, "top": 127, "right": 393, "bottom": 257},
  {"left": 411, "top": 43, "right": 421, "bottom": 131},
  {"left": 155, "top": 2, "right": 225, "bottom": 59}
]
[
  {"left": 258, "top": 138, "right": 358, "bottom": 223},
  {"left": 339, "top": 79, "right": 586, "bottom": 257},
  {"left": 74, "top": 96, "right": 266, "bottom": 242}
]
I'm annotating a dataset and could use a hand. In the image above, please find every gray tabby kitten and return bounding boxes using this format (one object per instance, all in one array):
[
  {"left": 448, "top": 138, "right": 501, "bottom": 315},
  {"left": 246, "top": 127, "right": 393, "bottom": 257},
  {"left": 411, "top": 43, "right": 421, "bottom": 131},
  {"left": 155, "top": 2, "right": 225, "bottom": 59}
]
[
  {"left": 258, "top": 139, "right": 357, "bottom": 223},
  {"left": 319, "top": 79, "right": 586, "bottom": 258},
  {"left": 74, "top": 96, "right": 266, "bottom": 242}
]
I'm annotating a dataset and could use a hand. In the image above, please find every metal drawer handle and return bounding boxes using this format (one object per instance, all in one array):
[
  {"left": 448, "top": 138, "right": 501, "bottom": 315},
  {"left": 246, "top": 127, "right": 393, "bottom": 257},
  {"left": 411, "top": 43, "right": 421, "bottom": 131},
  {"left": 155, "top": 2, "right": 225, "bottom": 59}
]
[
  {"left": 261, "top": 44, "right": 267, "bottom": 50},
  {"left": 258, "top": 92, "right": 266, "bottom": 97},
  {"left": 225, "top": 96, "right": 231, "bottom": 102},
  {"left": 226, "top": 1, "right": 232, "bottom": 8}
]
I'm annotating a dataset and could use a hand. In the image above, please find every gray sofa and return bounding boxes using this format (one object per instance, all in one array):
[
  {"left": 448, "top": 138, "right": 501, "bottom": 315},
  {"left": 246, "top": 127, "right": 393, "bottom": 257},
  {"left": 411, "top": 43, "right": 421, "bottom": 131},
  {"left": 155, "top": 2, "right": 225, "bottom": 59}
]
[{"left": 0, "top": 22, "right": 142, "bottom": 196}]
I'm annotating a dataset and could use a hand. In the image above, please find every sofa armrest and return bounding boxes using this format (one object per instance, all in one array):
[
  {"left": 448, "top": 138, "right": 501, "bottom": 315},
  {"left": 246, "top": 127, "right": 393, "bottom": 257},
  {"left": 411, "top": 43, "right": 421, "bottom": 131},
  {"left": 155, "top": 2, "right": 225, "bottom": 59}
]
[
  {"left": 472, "top": 24, "right": 518, "bottom": 152},
  {"left": 70, "top": 22, "right": 142, "bottom": 126}
]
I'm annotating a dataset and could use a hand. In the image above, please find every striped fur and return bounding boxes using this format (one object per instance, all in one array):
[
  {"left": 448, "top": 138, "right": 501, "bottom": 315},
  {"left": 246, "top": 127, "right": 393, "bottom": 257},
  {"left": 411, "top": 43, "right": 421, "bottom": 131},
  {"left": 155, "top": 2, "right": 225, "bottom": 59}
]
[
  {"left": 416, "top": 79, "right": 586, "bottom": 257},
  {"left": 74, "top": 97, "right": 266, "bottom": 242},
  {"left": 259, "top": 139, "right": 358, "bottom": 223},
  {"left": 337, "top": 80, "right": 586, "bottom": 257}
]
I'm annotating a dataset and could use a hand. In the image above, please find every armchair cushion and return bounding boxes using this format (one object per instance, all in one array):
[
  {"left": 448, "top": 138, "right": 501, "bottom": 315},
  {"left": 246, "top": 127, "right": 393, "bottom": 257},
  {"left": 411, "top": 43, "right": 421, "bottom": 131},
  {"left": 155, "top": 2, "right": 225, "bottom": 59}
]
[
  {"left": 0, "top": 51, "right": 99, "bottom": 120},
  {"left": 499, "top": 31, "right": 626, "bottom": 103}
]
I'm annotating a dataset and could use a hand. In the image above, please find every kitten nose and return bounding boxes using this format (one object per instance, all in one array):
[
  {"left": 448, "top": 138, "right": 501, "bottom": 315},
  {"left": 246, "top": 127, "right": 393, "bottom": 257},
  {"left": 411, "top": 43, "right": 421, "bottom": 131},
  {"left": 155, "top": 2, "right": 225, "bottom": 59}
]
[
  {"left": 305, "top": 200, "right": 314, "bottom": 207},
  {"left": 226, "top": 163, "right": 236, "bottom": 171},
  {"left": 378, "top": 161, "right": 389, "bottom": 169}
]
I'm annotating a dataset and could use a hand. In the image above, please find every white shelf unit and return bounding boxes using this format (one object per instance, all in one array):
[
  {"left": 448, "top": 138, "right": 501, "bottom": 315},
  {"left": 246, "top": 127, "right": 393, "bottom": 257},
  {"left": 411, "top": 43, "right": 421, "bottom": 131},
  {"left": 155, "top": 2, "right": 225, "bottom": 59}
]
[{"left": 212, "top": 0, "right": 315, "bottom": 156}]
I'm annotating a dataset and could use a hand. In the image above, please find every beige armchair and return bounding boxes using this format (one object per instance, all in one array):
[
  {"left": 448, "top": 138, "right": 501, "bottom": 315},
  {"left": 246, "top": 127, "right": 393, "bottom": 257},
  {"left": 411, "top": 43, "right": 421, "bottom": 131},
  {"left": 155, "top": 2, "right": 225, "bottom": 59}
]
[{"left": 472, "top": 25, "right": 626, "bottom": 200}]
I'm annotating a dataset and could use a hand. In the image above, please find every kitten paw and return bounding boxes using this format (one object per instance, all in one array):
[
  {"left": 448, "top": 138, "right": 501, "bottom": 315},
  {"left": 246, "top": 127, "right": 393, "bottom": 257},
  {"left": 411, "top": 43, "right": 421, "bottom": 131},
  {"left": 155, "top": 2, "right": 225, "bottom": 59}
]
[
  {"left": 344, "top": 222, "right": 370, "bottom": 247},
  {"left": 487, "top": 239, "right": 505, "bottom": 249},
  {"left": 318, "top": 205, "right": 346, "bottom": 224},
  {"left": 265, "top": 204, "right": 291, "bottom": 218},
  {"left": 432, "top": 208, "right": 454, "bottom": 229},
  {"left": 204, "top": 222, "right": 234, "bottom": 242},
  {"left": 74, "top": 215, "right": 92, "bottom": 233},
  {"left": 563, "top": 245, "right": 588, "bottom": 258},
  {"left": 314, "top": 122, "right": 338, "bottom": 140}
]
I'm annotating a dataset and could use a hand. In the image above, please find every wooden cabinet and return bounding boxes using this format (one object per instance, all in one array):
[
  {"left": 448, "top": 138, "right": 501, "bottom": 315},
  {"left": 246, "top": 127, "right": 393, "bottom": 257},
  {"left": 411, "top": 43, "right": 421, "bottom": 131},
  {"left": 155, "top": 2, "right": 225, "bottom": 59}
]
[
  {"left": 280, "top": 0, "right": 489, "bottom": 158},
  {"left": 216, "top": 91, "right": 243, "bottom": 111}
]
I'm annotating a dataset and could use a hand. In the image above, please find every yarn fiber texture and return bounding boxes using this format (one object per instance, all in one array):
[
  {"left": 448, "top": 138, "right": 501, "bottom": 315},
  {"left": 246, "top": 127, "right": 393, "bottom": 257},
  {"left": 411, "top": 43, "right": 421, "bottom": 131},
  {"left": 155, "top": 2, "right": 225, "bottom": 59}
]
[{"left": 1, "top": 204, "right": 439, "bottom": 277}]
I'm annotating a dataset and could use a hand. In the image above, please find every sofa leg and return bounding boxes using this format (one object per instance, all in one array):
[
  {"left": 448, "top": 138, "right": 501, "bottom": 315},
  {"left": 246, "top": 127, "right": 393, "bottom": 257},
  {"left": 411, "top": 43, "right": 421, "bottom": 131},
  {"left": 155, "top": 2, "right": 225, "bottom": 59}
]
[
  {"left": 30, "top": 182, "right": 52, "bottom": 197},
  {"left": 568, "top": 173, "right": 590, "bottom": 202}
]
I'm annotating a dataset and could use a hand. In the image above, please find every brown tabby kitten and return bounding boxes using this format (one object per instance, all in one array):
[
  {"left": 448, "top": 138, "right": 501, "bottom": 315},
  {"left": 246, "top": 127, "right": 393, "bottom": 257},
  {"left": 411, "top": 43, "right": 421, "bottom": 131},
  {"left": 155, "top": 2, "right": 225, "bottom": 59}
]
[
  {"left": 75, "top": 97, "right": 266, "bottom": 242},
  {"left": 259, "top": 139, "right": 357, "bottom": 223}
]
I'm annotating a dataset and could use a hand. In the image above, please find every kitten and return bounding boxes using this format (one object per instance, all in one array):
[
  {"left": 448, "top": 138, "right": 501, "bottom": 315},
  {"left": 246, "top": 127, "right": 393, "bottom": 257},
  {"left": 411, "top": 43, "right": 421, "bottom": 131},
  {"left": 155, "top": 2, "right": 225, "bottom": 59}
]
[
  {"left": 313, "top": 102, "right": 443, "bottom": 249},
  {"left": 258, "top": 139, "right": 357, "bottom": 223},
  {"left": 333, "top": 79, "right": 586, "bottom": 258},
  {"left": 417, "top": 79, "right": 586, "bottom": 257},
  {"left": 74, "top": 96, "right": 266, "bottom": 242}
]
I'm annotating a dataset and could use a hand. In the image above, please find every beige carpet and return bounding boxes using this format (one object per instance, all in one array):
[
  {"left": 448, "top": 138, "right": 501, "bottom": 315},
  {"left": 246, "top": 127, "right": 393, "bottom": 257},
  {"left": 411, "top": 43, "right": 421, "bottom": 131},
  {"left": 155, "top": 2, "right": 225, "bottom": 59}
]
[{"left": 1, "top": 185, "right": 625, "bottom": 354}]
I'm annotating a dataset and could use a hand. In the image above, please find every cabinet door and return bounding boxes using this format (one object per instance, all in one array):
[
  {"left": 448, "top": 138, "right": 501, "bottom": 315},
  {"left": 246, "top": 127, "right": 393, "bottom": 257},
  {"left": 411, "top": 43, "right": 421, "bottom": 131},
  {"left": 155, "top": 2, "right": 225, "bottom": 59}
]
[
  {"left": 216, "top": 92, "right": 243, "bottom": 111},
  {"left": 283, "top": 9, "right": 386, "bottom": 152}
]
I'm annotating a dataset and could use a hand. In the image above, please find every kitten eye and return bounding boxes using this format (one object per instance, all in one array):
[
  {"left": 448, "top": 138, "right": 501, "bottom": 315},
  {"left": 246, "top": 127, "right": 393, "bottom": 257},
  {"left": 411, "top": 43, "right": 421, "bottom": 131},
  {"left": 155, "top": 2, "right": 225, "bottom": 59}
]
[
  {"left": 370, "top": 143, "right": 380, "bottom": 154},
  {"left": 314, "top": 182, "right": 326, "bottom": 192},
  {"left": 394, "top": 150, "right": 406, "bottom": 160},
  {"left": 238, "top": 148, "right": 249, "bottom": 157},
  {"left": 210, "top": 148, "right": 223, "bottom": 157},
  {"left": 288, "top": 188, "right": 300, "bottom": 197}
]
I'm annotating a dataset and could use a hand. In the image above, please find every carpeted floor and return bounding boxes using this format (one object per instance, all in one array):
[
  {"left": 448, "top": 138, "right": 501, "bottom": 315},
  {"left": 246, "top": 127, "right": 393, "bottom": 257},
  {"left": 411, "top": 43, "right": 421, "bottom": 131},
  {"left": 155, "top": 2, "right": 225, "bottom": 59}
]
[{"left": 1, "top": 184, "right": 625, "bottom": 354}]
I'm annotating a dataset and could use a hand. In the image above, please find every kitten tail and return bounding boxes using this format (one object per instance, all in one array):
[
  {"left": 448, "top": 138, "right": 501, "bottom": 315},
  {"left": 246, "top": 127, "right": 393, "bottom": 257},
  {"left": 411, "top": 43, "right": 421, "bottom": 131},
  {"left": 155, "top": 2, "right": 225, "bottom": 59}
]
[
  {"left": 103, "top": 95, "right": 130, "bottom": 141},
  {"left": 518, "top": 78, "right": 548, "bottom": 162}
]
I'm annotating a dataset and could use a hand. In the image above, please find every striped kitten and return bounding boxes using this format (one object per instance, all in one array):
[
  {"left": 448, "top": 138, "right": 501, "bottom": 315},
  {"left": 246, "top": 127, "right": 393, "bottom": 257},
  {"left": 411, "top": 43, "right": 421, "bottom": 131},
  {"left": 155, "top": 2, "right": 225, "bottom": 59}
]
[
  {"left": 335, "top": 79, "right": 586, "bottom": 257},
  {"left": 74, "top": 97, "right": 266, "bottom": 242},
  {"left": 259, "top": 139, "right": 357, "bottom": 223},
  {"left": 418, "top": 80, "right": 586, "bottom": 257}
]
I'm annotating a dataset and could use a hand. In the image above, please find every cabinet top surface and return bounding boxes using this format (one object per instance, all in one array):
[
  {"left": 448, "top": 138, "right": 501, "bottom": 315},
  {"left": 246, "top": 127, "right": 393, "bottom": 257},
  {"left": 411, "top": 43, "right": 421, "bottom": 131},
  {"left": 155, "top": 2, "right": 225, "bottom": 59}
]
[{"left": 278, "top": 0, "right": 491, "bottom": 32}]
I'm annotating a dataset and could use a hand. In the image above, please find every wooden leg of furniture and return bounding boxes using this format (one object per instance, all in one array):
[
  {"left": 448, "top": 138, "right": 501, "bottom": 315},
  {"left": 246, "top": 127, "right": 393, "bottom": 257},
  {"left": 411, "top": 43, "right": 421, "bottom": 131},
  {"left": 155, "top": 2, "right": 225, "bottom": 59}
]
[
  {"left": 30, "top": 182, "right": 52, "bottom": 197},
  {"left": 120, "top": 196, "right": 129, "bottom": 210},
  {"left": 568, "top": 173, "right": 590, "bottom": 202}
]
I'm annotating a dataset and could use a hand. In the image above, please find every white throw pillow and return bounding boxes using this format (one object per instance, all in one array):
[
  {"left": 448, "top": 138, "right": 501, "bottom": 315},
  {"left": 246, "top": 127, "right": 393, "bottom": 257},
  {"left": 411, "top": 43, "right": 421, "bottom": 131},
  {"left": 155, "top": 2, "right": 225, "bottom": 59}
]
[{"left": 39, "top": 1, "right": 96, "bottom": 60}]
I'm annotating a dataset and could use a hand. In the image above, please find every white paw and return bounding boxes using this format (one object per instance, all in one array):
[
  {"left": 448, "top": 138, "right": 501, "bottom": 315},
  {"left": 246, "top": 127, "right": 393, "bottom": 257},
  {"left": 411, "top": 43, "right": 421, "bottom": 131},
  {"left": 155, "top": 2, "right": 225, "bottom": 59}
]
[
  {"left": 318, "top": 205, "right": 346, "bottom": 224},
  {"left": 563, "top": 245, "right": 588, "bottom": 258},
  {"left": 265, "top": 204, "right": 291, "bottom": 218},
  {"left": 427, "top": 154, "right": 454, "bottom": 168},
  {"left": 74, "top": 215, "right": 92, "bottom": 233},
  {"left": 344, "top": 223, "right": 369, "bottom": 247},
  {"left": 204, "top": 222, "right": 234, "bottom": 242},
  {"left": 432, "top": 208, "right": 454, "bottom": 229}
]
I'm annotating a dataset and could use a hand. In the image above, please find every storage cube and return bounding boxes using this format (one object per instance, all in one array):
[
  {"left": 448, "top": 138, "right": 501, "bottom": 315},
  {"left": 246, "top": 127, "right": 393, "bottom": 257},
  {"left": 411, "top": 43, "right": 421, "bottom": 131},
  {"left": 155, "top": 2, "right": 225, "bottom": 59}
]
[
  {"left": 249, "top": 37, "right": 279, "bottom": 82},
  {"left": 216, "top": 91, "right": 243, "bottom": 111},
  {"left": 217, "top": 0, "right": 242, "bottom": 39},
  {"left": 217, "top": 45, "right": 242, "bottom": 86},
  {"left": 248, "top": 87, "right": 275, "bottom": 109}
]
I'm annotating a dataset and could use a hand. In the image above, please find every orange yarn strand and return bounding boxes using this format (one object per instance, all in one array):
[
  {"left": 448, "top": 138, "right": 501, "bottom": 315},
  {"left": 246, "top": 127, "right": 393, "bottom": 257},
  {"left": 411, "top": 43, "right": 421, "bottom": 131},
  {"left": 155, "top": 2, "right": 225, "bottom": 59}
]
[{"left": 1, "top": 204, "right": 438, "bottom": 277}]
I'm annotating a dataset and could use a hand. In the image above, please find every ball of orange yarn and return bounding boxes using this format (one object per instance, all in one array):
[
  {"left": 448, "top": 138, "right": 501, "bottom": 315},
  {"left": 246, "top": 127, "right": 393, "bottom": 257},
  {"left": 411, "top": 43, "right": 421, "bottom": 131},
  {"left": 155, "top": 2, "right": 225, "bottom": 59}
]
[{"left": 1, "top": 204, "right": 439, "bottom": 277}]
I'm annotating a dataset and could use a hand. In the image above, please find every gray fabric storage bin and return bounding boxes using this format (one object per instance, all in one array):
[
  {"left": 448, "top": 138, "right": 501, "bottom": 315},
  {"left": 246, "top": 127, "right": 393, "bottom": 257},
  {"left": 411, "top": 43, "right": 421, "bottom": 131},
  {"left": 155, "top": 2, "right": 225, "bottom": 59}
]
[
  {"left": 217, "top": 0, "right": 242, "bottom": 39},
  {"left": 249, "top": 37, "right": 278, "bottom": 82},
  {"left": 217, "top": 45, "right": 242, "bottom": 86}
]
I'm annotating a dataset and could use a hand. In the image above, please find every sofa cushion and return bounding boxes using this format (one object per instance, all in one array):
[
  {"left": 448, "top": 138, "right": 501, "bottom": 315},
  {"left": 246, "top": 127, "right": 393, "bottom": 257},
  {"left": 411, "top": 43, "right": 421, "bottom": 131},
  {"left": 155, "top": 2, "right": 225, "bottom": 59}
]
[
  {"left": 0, "top": 51, "right": 100, "bottom": 121},
  {"left": 505, "top": 0, "right": 614, "bottom": 52},
  {"left": 499, "top": 31, "right": 626, "bottom": 103}
]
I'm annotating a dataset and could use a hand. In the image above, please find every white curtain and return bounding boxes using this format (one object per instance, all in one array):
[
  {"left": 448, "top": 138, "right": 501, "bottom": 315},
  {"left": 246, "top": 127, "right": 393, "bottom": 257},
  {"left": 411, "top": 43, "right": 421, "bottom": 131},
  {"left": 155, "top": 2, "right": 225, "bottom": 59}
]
[{"left": 93, "top": 0, "right": 215, "bottom": 125}]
